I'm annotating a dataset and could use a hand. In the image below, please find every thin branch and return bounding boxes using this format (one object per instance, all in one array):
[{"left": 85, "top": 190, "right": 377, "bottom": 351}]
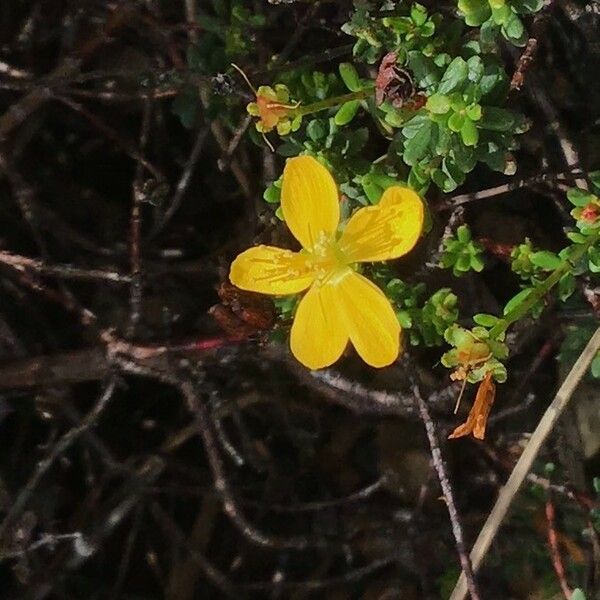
[
  {"left": 0, "top": 378, "right": 118, "bottom": 543},
  {"left": 545, "top": 492, "right": 573, "bottom": 599},
  {"left": 147, "top": 123, "right": 211, "bottom": 239},
  {"left": 0, "top": 250, "right": 131, "bottom": 283},
  {"left": 412, "top": 383, "right": 481, "bottom": 600},
  {"left": 128, "top": 98, "right": 152, "bottom": 336}
]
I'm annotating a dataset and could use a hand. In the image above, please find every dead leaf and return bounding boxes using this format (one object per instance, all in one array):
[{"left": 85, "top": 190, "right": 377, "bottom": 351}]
[{"left": 449, "top": 371, "right": 496, "bottom": 440}]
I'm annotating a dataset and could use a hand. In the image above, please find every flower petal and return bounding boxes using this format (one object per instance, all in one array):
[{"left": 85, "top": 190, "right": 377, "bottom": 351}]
[
  {"left": 230, "top": 245, "right": 314, "bottom": 295},
  {"left": 339, "top": 186, "right": 424, "bottom": 262},
  {"left": 336, "top": 271, "right": 400, "bottom": 367},
  {"left": 281, "top": 156, "right": 340, "bottom": 250},
  {"left": 290, "top": 281, "right": 348, "bottom": 369}
]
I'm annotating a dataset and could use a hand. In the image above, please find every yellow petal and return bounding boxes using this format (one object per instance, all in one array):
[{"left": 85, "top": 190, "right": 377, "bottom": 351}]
[
  {"left": 339, "top": 186, "right": 424, "bottom": 262},
  {"left": 230, "top": 245, "right": 314, "bottom": 295},
  {"left": 290, "top": 281, "right": 348, "bottom": 369},
  {"left": 336, "top": 271, "right": 400, "bottom": 367},
  {"left": 281, "top": 156, "right": 340, "bottom": 250}
]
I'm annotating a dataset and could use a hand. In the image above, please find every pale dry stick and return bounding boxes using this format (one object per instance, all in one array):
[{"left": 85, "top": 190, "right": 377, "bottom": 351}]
[{"left": 449, "top": 326, "right": 600, "bottom": 600}]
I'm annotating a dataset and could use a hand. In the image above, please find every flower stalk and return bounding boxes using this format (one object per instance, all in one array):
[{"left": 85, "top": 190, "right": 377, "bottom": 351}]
[{"left": 490, "top": 227, "right": 600, "bottom": 338}]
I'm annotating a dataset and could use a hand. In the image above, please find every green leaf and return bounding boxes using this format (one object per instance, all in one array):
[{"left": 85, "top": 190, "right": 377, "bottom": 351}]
[
  {"left": 426, "top": 94, "right": 451, "bottom": 114},
  {"left": 466, "top": 104, "right": 482, "bottom": 121},
  {"left": 361, "top": 178, "right": 383, "bottom": 204},
  {"left": 306, "top": 119, "right": 326, "bottom": 142},
  {"left": 458, "top": 0, "right": 490, "bottom": 26},
  {"left": 457, "top": 225, "right": 471, "bottom": 242},
  {"left": 334, "top": 100, "right": 360, "bottom": 126},
  {"left": 402, "top": 114, "right": 430, "bottom": 138},
  {"left": 467, "top": 56, "right": 484, "bottom": 82},
  {"left": 570, "top": 589, "right": 586, "bottom": 600},
  {"left": 339, "top": 63, "right": 362, "bottom": 92},
  {"left": 589, "top": 170, "right": 600, "bottom": 193},
  {"left": 503, "top": 14, "right": 525, "bottom": 40},
  {"left": 461, "top": 119, "right": 479, "bottom": 146},
  {"left": 567, "top": 187, "right": 594, "bottom": 207},
  {"left": 411, "top": 3, "right": 428, "bottom": 26},
  {"left": 479, "top": 107, "right": 515, "bottom": 131},
  {"left": 530, "top": 251, "right": 562, "bottom": 270},
  {"left": 491, "top": 4, "right": 511, "bottom": 25},
  {"left": 567, "top": 231, "right": 588, "bottom": 244},
  {"left": 473, "top": 313, "right": 500, "bottom": 327},
  {"left": 438, "top": 57, "right": 469, "bottom": 94},
  {"left": 403, "top": 120, "right": 433, "bottom": 166},
  {"left": 503, "top": 288, "right": 533, "bottom": 315},
  {"left": 448, "top": 112, "right": 466, "bottom": 132},
  {"left": 558, "top": 272, "right": 576, "bottom": 301},
  {"left": 263, "top": 182, "right": 281, "bottom": 204},
  {"left": 276, "top": 140, "right": 302, "bottom": 157}
]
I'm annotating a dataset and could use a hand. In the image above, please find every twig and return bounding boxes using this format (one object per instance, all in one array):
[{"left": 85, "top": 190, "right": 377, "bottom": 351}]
[
  {"left": 412, "top": 383, "right": 481, "bottom": 600},
  {"left": 545, "top": 492, "right": 573, "bottom": 599},
  {"left": 303, "top": 366, "right": 455, "bottom": 417},
  {"left": 0, "top": 532, "right": 86, "bottom": 561},
  {"left": 510, "top": 0, "right": 555, "bottom": 91},
  {"left": 147, "top": 123, "right": 211, "bottom": 239},
  {"left": 217, "top": 114, "right": 252, "bottom": 172},
  {"left": 0, "top": 251, "right": 131, "bottom": 283},
  {"left": 0, "top": 378, "right": 118, "bottom": 542},
  {"left": 436, "top": 171, "right": 578, "bottom": 211},
  {"left": 128, "top": 98, "right": 152, "bottom": 336},
  {"left": 449, "top": 326, "right": 600, "bottom": 600},
  {"left": 56, "top": 95, "right": 163, "bottom": 180},
  {"left": 0, "top": 3, "right": 135, "bottom": 140},
  {"left": 179, "top": 376, "right": 325, "bottom": 550}
]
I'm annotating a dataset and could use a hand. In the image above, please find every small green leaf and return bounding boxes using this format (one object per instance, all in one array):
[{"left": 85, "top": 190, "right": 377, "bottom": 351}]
[
  {"left": 339, "top": 63, "right": 362, "bottom": 92},
  {"left": 589, "top": 170, "right": 600, "bottom": 193},
  {"left": 503, "top": 288, "right": 533, "bottom": 315},
  {"left": 426, "top": 94, "right": 451, "bottom": 114},
  {"left": 570, "top": 589, "right": 586, "bottom": 600},
  {"left": 504, "top": 14, "right": 524, "bottom": 39},
  {"left": 479, "top": 107, "right": 516, "bottom": 131},
  {"left": 457, "top": 225, "right": 471, "bottom": 242},
  {"left": 558, "top": 272, "right": 576, "bottom": 302},
  {"left": 448, "top": 112, "right": 466, "bottom": 132},
  {"left": 410, "top": 3, "right": 428, "bottom": 26},
  {"left": 403, "top": 120, "right": 433, "bottom": 166},
  {"left": 334, "top": 100, "right": 360, "bottom": 126},
  {"left": 263, "top": 182, "right": 281, "bottom": 204},
  {"left": 438, "top": 57, "right": 469, "bottom": 94},
  {"left": 567, "top": 187, "right": 594, "bottom": 207},
  {"left": 461, "top": 119, "right": 479, "bottom": 146},
  {"left": 530, "top": 251, "right": 562, "bottom": 270},
  {"left": 473, "top": 313, "right": 500, "bottom": 327},
  {"left": 467, "top": 56, "right": 484, "bottom": 82},
  {"left": 306, "top": 119, "right": 326, "bottom": 142},
  {"left": 466, "top": 104, "right": 482, "bottom": 121}
]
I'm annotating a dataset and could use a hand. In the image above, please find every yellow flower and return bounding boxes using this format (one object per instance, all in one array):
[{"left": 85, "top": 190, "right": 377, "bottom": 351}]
[{"left": 229, "top": 156, "right": 424, "bottom": 369}]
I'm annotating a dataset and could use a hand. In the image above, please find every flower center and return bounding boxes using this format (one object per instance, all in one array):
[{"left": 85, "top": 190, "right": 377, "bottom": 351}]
[{"left": 305, "top": 231, "right": 350, "bottom": 285}]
